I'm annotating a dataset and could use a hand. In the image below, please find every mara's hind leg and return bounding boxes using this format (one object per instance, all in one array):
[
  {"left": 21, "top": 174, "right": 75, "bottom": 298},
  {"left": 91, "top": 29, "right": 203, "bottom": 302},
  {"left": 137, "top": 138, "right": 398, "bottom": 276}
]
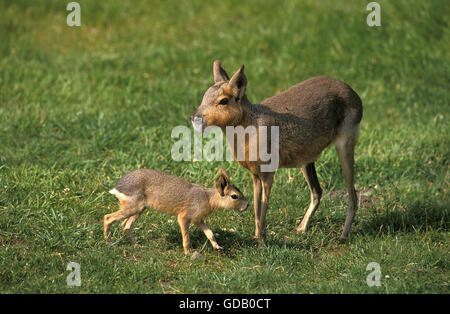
[
  {"left": 104, "top": 198, "right": 143, "bottom": 244},
  {"left": 121, "top": 218, "right": 129, "bottom": 232},
  {"left": 121, "top": 213, "right": 142, "bottom": 244},
  {"left": 335, "top": 127, "right": 359, "bottom": 240},
  {"left": 104, "top": 209, "right": 130, "bottom": 244},
  {"left": 297, "top": 162, "right": 323, "bottom": 233}
]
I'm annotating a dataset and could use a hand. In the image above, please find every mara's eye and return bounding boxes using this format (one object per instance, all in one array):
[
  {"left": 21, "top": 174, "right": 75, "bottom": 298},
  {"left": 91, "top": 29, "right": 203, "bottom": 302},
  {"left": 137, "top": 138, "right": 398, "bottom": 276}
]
[
  {"left": 218, "top": 98, "right": 229, "bottom": 105},
  {"left": 231, "top": 194, "right": 238, "bottom": 199}
]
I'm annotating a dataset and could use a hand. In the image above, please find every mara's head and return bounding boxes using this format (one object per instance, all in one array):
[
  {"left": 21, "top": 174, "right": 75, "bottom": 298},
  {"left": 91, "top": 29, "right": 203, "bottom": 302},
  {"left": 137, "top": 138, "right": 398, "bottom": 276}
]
[
  {"left": 214, "top": 168, "right": 248, "bottom": 212},
  {"left": 192, "top": 60, "right": 247, "bottom": 132}
]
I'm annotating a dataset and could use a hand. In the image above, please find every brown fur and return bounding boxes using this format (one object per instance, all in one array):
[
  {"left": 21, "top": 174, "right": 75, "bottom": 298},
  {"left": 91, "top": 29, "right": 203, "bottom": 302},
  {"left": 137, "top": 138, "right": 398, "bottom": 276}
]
[
  {"left": 192, "top": 60, "right": 363, "bottom": 242},
  {"left": 104, "top": 168, "right": 248, "bottom": 254}
]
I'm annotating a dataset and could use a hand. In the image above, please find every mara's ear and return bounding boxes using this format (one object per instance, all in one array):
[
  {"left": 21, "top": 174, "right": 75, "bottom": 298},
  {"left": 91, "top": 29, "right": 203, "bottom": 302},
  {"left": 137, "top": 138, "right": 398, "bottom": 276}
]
[
  {"left": 213, "top": 60, "right": 229, "bottom": 83},
  {"left": 228, "top": 65, "right": 247, "bottom": 100},
  {"left": 215, "top": 168, "right": 230, "bottom": 196}
]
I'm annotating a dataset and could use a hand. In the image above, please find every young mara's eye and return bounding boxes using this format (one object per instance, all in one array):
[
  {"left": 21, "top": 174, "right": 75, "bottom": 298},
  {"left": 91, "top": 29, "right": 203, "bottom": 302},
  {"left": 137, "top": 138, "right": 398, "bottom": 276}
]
[
  {"left": 231, "top": 194, "right": 238, "bottom": 199},
  {"left": 218, "top": 98, "right": 229, "bottom": 105}
]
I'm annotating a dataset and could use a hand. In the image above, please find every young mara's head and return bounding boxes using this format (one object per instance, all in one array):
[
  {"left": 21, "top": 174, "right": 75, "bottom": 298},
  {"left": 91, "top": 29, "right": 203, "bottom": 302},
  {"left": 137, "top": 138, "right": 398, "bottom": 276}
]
[
  {"left": 214, "top": 168, "right": 248, "bottom": 212},
  {"left": 192, "top": 60, "right": 247, "bottom": 132}
]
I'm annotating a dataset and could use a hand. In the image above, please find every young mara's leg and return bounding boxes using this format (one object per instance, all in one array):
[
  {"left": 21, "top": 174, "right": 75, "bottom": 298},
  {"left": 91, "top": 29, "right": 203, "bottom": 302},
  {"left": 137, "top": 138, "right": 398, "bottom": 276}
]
[
  {"left": 104, "top": 197, "right": 143, "bottom": 244},
  {"left": 196, "top": 221, "right": 222, "bottom": 250},
  {"left": 121, "top": 213, "right": 141, "bottom": 244},
  {"left": 104, "top": 208, "right": 133, "bottom": 244},
  {"left": 121, "top": 218, "right": 129, "bottom": 231},
  {"left": 177, "top": 214, "right": 191, "bottom": 254}
]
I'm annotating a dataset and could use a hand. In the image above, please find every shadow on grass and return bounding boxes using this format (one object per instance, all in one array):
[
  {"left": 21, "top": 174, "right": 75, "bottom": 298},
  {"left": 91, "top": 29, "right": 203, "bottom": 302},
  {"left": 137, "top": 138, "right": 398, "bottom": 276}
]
[
  {"left": 161, "top": 226, "right": 324, "bottom": 258},
  {"left": 356, "top": 198, "right": 448, "bottom": 237},
  {"left": 160, "top": 227, "right": 259, "bottom": 254},
  {"left": 114, "top": 197, "right": 448, "bottom": 254},
  {"left": 319, "top": 186, "right": 448, "bottom": 239}
]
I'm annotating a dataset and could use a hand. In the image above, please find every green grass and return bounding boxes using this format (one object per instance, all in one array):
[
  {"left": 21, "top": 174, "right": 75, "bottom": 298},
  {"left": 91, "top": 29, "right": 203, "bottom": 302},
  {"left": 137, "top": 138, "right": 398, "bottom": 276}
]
[{"left": 0, "top": 0, "right": 448, "bottom": 293}]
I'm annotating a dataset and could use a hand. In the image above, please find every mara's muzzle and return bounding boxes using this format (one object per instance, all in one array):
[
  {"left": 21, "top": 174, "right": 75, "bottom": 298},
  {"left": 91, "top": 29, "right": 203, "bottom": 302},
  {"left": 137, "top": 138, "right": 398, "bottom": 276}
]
[
  {"left": 240, "top": 200, "right": 249, "bottom": 212},
  {"left": 191, "top": 115, "right": 205, "bottom": 133}
]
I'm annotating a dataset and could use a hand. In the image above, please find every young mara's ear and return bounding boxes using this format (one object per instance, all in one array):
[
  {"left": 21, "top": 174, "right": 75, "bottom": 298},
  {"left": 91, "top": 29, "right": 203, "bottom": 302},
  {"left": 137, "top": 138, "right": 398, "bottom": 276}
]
[
  {"left": 228, "top": 65, "right": 247, "bottom": 100},
  {"left": 218, "top": 168, "right": 230, "bottom": 181},
  {"left": 213, "top": 60, "right": 229, "bottom": 83},
  {"left": 215, "top": 168, "right": 230, "bottom": 196}
]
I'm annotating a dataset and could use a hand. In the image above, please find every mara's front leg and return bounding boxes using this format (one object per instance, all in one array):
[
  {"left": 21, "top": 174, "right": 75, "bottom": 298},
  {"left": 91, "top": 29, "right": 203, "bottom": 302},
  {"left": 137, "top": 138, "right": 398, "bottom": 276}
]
[
  {"left": 254, "top": 172, "right": 275, "bottom": 243},
  {"left": 177, "top": 214, "right": 191, "bottom": 254},
  {"left": 252, "top": 174, "right": 262, "bottom": 241},
  {"left": 196, "top": 221, "right": 223, "bottom": 250}
]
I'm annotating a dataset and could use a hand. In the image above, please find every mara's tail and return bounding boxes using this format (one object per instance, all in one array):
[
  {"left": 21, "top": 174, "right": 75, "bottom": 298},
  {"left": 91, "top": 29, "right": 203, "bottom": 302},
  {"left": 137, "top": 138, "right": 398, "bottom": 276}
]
[{"left": 109, "top": 188, "right": 130, "bottom": 201}]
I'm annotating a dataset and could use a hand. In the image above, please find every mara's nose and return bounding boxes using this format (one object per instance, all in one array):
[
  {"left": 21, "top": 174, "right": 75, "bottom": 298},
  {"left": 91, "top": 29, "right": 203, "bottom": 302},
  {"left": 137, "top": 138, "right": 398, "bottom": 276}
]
[
  {"left": 191, "top": 110, "right": 202, "bottom": 121},
  {"left": 192, "top": 114, "right": 204, "bottom": 133},
  {"left": 241, "top": 201, "right": 249, "bottom": 212}
]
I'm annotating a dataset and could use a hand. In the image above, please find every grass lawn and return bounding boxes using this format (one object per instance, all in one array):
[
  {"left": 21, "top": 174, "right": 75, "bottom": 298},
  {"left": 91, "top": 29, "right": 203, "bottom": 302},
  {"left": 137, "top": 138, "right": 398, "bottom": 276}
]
[{"left": 0, "top": 0, "right": 448, "bottom": 293}]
